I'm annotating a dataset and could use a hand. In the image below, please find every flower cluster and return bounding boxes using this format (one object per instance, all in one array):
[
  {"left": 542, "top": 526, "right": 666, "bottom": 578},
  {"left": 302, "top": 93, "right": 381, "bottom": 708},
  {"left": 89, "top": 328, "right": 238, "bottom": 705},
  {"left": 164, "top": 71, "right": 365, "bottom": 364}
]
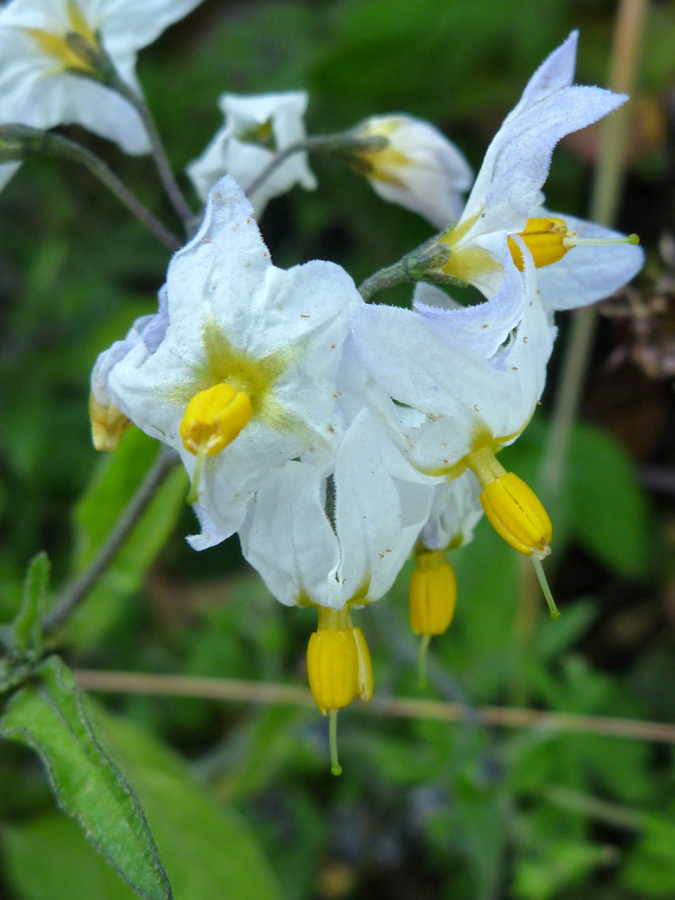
[{"left": 84, "top": 28, "right": 644, "bottom": 767}]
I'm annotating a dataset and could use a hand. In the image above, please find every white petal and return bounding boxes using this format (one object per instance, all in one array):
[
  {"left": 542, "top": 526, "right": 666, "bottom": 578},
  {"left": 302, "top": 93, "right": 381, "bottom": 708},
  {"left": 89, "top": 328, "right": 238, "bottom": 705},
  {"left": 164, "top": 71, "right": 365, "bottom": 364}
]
[
  {"left": 239, "top": 462, "right": 342, "bottom": 608},
  {"left": 513, "top": 31, "right": 578, "bottom": 110},
  {"left": 415, "top": 234, "right": 528, "bottom": 357},
  {"left": 462, "top": 85, "right": 626, "bottom": 239}
]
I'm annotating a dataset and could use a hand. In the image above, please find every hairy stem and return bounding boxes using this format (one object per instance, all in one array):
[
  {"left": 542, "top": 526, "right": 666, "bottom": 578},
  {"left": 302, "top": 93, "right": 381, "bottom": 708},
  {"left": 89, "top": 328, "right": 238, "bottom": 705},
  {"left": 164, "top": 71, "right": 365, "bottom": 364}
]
[
  {"left": 243, "top": 132, "right": 388, "bottom": 201},
  {"left": 46, "top": 446, "right": 179, "bottom": 632},
  {"left": 35, "top": 129, "right": 182, "bottom": 251},
  {"left": 108, "top": 74, "right": 194, "bottom": 227}
]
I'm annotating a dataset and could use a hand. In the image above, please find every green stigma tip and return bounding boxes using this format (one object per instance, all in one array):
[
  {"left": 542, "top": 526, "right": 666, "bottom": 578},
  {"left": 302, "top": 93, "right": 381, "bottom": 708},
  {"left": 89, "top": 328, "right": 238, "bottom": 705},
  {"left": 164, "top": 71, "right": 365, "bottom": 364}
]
[
  {"left": 628, "top": 233, "right": 640, "bottom": 245},
  {"left": 331, "top": 764, "right": 343, "bottom": 777}
]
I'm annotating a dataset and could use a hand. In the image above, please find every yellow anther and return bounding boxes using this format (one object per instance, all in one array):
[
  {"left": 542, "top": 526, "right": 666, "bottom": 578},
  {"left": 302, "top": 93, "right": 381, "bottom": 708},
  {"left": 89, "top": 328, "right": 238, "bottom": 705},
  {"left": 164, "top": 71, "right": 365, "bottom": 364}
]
[
  {"left": 352, "top": 626, "right": 374, "bottom": 702},
  {"left": 508, "top": 217, "right": 640, "bottom": 272},
  {"left": 179, "top": 383, "right": 253, "bottom": 457},
  {"left": 89, "top": 393, "right": 132, "bottom": 451},
  {"left": 26, "top": 3, "right": 100, "bottom": 74},
  {"left": 409, "top": 551, "right": 457, "bottom": 636},
  {"left": 307, "top": 628, "right": 359, "bottom": 714},
  {"left": 480, "top": 472, "right": 552, "bottom": 558},
  {"left": 467, "top": 445, "right": 552, "bottom": 558},
  {"left": 306, "top": 606, "right": 374, "bottom": 714},
  {"left": 507, "top": 217, "right": 569, "bottom": 271}
]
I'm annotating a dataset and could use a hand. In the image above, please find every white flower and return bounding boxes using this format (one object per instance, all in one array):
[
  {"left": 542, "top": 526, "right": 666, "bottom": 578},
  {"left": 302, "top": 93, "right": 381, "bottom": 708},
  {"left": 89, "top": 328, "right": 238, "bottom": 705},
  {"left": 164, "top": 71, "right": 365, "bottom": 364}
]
[
  {"left": 92, "top": 176, "right": 361, "bottom": 546},
  {"left": 352, "top": 272, "right": 554, "bottom": 480},
  {"left": 0, "top": 0, "right": 204, "bottom": 155},
  {"left": 350, "top": 114, "right": 472, "bottom": 228},
  {"left": 434, "top": 31, "right": 643, "bottom": 306},
  {"left": 186, "top": 91, "right": 317, "bottom": 216},
  {"left": 239, "top": 410, "right": 435, "bottom": 609}
]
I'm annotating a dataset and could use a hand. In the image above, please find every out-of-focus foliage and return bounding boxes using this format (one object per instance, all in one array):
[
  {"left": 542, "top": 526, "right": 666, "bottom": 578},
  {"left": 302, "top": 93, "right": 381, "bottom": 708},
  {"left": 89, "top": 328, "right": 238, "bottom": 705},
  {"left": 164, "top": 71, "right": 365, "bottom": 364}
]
[{"left": 1, "top": 0, "right": 675, "bottom": 898}]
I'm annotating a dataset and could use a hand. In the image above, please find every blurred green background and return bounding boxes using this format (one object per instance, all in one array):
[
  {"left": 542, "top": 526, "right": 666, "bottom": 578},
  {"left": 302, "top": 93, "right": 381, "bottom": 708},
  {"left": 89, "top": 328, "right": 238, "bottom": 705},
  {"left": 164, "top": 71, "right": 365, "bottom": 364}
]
[{"left": 2, "top": 0, "right": 675, "bottom": 898}]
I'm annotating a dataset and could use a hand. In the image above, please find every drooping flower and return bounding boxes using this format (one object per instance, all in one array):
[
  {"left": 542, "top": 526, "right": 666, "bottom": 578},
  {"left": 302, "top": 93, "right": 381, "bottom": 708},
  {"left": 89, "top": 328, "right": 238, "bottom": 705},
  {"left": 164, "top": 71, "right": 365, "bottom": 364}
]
[
  {"left": 91, "top": 175, "right": 361, "bottom": 545},
  {"left": 352, "top": 262, "right": 556, "bottom": 560},
  {"left": 186, "top": 91, "right": 317, "bottom": 216},
  {"left": 239, "top": 408, "right": 435, "bottom": 741},
  {"left": 348, "top": 114, "right": 473, "bottom": 227},
  {"left": 239, "top": 409, "right": 435, "bottom": 611},
  {"left": 0, "top": 0, "right": 204, "bottom": 156}
]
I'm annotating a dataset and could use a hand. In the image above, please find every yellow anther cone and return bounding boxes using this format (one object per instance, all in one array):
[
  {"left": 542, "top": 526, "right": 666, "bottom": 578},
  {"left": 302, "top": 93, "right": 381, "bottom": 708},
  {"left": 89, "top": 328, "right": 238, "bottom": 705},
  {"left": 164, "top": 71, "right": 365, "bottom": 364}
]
[
  {"left": 89, "top": 393, "right": 132, "bottom": 451},
  {"left": 307, "top": 628, "right": 359, "bottom": 715},
  {"left": 180, "top": 383, "right": 253, "bottom": 456},
  {"left": 480, "top": 472, "right": 552, "bottom": 558},
  {"left": 409, "top": 551, "right": 457, "bottom": 636},
  {"left": 507, "top": 217, "right": 569, "bottom": 271}
]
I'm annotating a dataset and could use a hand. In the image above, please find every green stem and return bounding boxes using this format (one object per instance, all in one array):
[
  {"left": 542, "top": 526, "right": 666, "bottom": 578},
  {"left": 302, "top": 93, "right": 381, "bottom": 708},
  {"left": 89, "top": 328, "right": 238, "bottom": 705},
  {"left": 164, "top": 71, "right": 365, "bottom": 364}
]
[
  {"left": 243, "top": 132, "right": 388, "bottom": 201},
  {"left": 46, "top": 446, "right": 179, "bottom": 633},
  {"left": 358, "top": 238, "right": 455, "bottom": 302},
  {"left": 26, "top": 128, "right": 182, "bottom": 251},
  {"left": 107, "top": 73, "right": 194, "bottom": 227}
]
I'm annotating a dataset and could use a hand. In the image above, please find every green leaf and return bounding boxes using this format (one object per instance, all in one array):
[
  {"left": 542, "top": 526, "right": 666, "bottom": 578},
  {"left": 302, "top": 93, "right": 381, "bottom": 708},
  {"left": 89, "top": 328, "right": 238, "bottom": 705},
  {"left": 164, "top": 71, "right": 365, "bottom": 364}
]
[
  {"left": 621, "top": 813, "right": 675, "bottom": 897},
  {"left": 568, "top": 422, "right": 652, "bottom": 579},
  {"left": 13, "top": 551, "right": 51, "bottom": 653},
  {"left": 97, "top": 709, "right": 283, "bottom": 900},
  {"left": 65, "top": 429, "right": 187, "bottom": 648},
  {"left": 2, "top": 813, "right": 138, "bottom": 900},
  {"left": 0, "top": 655, "right": 172, "bottom": 900}
]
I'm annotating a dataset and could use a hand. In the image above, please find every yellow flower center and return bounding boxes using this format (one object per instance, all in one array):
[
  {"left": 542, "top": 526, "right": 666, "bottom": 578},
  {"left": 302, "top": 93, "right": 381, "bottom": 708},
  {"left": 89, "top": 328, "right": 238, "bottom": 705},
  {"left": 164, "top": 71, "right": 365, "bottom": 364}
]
[
  {"left": 25, "top": 0, "right": 101, "bottom": 75},
  {"left": 179, "top": 383, "right": 253, "bottom": 457},
  {"left": 507, "top": 217, "right": 570, "bottom": 271},
  {"left": 468, "top": 445, "right": 552, "bottom": 558}
]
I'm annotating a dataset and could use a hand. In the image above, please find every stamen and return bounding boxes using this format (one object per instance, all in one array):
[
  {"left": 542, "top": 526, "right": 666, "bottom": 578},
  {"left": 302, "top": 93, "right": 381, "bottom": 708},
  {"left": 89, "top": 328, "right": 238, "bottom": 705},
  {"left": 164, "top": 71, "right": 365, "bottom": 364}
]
[
  {"left": 508, "top": 217, "right": 640, "bottom": 271},
  {"left": 409, "top": 551, "right": 457, "bottom": 636},
  {"left": 418, "top": 634, "right": 431, "bottom": 689},
  {"left": 562, "top": 232, "right": 640, "bottom": 248},
  {"left": 329, "top": 709, "right": 342, "bottom": 776},
  {"left": 180, "top": 383, "right": 253, "bottom": 456},
  {"left": 468, "top": 447, "right": 552, "bottom": 557},
  {"left": 531, "top": 555, "right": 560, "bottom": 619}
]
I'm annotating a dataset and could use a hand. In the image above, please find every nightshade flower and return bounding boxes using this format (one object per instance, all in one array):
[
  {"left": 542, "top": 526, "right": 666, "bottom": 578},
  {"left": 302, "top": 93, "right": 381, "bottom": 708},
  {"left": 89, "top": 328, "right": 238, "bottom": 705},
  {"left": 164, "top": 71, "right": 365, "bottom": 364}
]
[
  {"left": 92, "top": 175, "right": 360, "bottom": 545},
  {"left": 239, "top": 409, "right": 435, "bottom": 770},
  {"left": 348, "top": 114, "right": 473, "bottom": 227},
  {"left": 352, "top": 32, "right": 646, "bottom": 563},
  {"left": 0, "top": 0, "right": 204, "bottom": 155},
  {"left": 428, "top": 31, "right": 643, "bottom": 307},
  {"left": 186, "top": 91, "right": 317, "bottom": 216},
  {"left": 353, "top": 265, "right": 557, "bottom": 561}
]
